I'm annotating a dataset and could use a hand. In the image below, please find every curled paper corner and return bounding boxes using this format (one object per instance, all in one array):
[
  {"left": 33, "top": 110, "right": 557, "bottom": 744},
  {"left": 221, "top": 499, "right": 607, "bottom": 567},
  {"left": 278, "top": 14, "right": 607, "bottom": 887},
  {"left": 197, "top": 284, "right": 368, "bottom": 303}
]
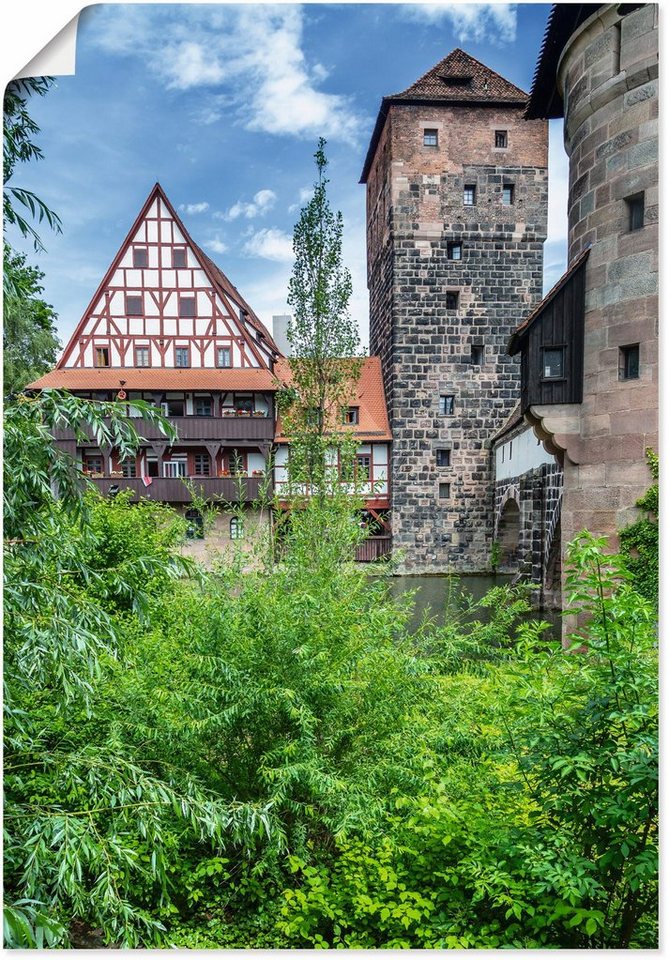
[{"left": 14, "top": 13, "right": 80, "bottom": 80}]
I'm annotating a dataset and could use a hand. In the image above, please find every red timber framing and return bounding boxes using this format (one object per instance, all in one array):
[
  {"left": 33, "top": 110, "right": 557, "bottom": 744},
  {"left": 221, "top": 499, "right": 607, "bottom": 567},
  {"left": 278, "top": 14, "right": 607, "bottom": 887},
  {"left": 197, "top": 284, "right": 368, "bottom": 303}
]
[{"left": 57, "top": 183, "right": 281, "bottom": 371}]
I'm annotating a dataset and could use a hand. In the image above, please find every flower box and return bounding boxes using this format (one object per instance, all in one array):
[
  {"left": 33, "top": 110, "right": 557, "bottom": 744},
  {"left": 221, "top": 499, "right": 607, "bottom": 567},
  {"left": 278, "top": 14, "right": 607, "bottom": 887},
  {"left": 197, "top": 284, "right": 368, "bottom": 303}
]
[{"left": 252, "top": 470, "right": 265, "bottom": 477}]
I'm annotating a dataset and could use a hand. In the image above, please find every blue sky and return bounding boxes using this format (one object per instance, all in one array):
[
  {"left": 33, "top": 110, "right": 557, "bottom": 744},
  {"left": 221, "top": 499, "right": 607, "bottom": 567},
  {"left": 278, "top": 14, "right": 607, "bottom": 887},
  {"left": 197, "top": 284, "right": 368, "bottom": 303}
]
[{"left": 8, "top": 3, "right": 568, "bottom": 352}]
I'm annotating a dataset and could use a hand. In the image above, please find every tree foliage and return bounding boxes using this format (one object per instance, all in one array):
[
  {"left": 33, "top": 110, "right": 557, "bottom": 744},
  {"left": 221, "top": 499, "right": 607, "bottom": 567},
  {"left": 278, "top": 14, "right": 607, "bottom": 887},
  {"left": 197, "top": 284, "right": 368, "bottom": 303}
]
[
  {"left": 3, "top": 246, "right": 60, "bottom": 394},
  {"left": 619, "top": 448, "right": 658, "bottom": 604},
  {"left": 283, "top": 138, "right": 362, "bottom": 493}
]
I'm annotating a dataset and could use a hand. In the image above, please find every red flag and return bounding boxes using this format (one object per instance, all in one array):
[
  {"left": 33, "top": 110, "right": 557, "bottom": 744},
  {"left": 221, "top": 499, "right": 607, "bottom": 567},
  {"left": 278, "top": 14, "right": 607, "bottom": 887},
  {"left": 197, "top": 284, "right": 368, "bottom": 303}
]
[{"left": 141, "top": 475, "right": 153, "bottom": 487}]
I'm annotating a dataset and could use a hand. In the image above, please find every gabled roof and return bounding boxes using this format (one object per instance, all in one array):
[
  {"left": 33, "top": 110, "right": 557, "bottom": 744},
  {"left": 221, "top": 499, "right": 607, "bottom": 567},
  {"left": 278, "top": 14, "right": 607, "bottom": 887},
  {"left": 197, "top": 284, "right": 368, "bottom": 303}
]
[
  {"left": 56, "top": 182, "right": 281, "bottom": 369},
  {"left": 361, "top": 48, "right": 528, "bottom": 183},
  {"left": 26, "top": 367, "right": 278, "bottom": 392},
  {"left": 525, "top": 4, "right": 604, "bottom": 119},
  {"left": 507, "top": 245, "right": 591, "bottom": 354},
  {"left": 274, "top": 356, "right": 392, "bottom": 442}
]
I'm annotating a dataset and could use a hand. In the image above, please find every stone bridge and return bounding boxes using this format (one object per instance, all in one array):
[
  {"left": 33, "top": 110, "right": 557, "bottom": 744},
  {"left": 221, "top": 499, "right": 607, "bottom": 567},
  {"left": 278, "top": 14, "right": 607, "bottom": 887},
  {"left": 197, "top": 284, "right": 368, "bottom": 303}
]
[{"left": 493, "top": 460, "right": 563, "bottom": 607}]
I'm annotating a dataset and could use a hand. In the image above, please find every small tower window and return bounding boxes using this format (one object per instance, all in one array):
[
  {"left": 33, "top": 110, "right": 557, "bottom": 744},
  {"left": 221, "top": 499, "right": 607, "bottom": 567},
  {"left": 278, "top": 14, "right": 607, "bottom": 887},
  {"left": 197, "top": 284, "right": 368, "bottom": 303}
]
[
  {"left": 542, "top": 346, "right": 565, "bottom": 379},
  {"left": 626, "top": 193, "right": 644, "bottom": 231},
  {"left": 495, "top": 130, "right": 508, "bottom": 148},
  {"left": 179, "top": 296, "right": 196, "bottom": 318},
  {"left": 95, "top": 346, "right": 110, "bottom": 368},
  {"left": 439, "top": 394, "right": 455, "bottom": 416},
  {"left": 447, "top": 241, "right": 462, "bottom": 260},
  {"left": 173, "top": 248, "right": 187, "bottom": 268},
  {"left": 619, "top": 344, "right": 640, "bottom": 380},
  {"left": 423, "top": 128, "right": 438, "bottom": 147},
  {"left": 446, "top": 291, "right": 459, "bottom": 310},
  {"left": 502, "top": 184, "right": 515, "bottom": 205},
  {"left": 438, "top": 482, "right": 451, "bottom": 499},
  {"left": 471, "top": 345, "right": 484, "bottom": 365},
  {"left": 126, "top": 295, "right": 143, "bottom": 316},
  {"left": 463, "top": 184, "right": 476, "bottom": 206},
  {"left": 217, "top": 346, "right": 232, "bottom": 368},
  {"left": 436, "top": 449, "right": 451, "bottom": 467},
  {"left": 133, "top": 248, "right": 148, "bottom": 268}
]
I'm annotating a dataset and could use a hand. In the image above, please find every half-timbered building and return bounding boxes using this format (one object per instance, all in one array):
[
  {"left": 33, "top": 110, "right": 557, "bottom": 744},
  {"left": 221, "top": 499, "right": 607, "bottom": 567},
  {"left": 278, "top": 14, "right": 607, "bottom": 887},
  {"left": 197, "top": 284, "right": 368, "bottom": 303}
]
[{"left": 28, "top": 183, "right": 391, "bottom": 558}]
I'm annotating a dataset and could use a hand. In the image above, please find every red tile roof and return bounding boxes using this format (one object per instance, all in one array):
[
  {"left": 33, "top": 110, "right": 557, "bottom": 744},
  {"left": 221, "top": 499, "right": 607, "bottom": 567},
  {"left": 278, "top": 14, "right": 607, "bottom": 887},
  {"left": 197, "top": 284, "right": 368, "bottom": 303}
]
[
  {"left": 392, "top": 48, "right": 528, "bottom": 104},
  {"left": 26, "top": 366, "right": 279, "bottom": 392},
  {"left": 273, "top": 356, "right": 392, "bottom": 442},
  {"left": 361, "top": 49, "right": 528, "bottom": 183}
]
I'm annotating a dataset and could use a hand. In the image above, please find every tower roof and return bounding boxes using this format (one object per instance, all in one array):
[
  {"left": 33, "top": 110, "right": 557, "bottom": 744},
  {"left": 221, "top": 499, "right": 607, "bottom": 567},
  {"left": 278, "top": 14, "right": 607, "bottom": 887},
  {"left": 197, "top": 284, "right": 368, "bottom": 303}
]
[{"left": 360, "top": 49, "right": 529, "bottom": 183}]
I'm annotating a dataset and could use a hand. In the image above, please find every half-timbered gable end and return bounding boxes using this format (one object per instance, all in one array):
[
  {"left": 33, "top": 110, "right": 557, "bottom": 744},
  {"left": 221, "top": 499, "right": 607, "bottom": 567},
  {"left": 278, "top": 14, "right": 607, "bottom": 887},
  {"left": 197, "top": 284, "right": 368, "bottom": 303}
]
[{"left": 58, "top": 183, "right": 279, "bottom": 371}]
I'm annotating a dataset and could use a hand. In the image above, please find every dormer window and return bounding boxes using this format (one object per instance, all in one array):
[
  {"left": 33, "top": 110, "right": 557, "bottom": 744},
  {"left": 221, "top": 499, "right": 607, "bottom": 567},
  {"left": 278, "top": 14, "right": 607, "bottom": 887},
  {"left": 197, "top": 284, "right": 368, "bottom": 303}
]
[
  {"left": 344, "top": 406, "right": 359, "bottom": 425},
  {"left": 495, "top": 130, "right": 508, "bottom": 148},
  {"left": 133, "top": 248, "right": 148, "bottom": 268},
  {"left": 423, "top": 129, "right": 438, "bottom": 147}
]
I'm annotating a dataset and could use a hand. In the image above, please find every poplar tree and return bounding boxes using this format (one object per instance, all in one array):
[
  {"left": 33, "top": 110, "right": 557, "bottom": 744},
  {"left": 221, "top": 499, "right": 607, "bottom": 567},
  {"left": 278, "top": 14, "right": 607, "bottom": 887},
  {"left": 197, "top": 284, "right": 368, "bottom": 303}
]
[{"left": 282, "top": 139, "right": 362, "bottom": 494}]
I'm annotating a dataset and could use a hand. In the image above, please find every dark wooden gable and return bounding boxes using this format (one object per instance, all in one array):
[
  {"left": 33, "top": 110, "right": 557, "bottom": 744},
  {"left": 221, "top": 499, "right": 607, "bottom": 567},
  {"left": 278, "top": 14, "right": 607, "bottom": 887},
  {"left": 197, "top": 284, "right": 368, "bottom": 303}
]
[{"left": 508, "top": 248, "right": 589, "bottom": 414}]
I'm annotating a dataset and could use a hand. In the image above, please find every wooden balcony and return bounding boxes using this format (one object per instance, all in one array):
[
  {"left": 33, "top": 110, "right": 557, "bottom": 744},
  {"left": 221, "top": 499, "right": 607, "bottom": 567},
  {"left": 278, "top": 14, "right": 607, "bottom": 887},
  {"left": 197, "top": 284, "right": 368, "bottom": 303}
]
[
  {"left": 90, "top": 475, "right": 267, "bottom": 503},
  {"left": 54, "top": 414, "right": 274, "bottom": 444}
]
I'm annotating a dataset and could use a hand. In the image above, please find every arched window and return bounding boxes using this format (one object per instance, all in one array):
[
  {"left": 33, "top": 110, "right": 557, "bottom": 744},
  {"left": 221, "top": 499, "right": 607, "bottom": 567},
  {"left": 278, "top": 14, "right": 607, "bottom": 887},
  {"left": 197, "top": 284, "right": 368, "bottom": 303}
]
[{"left": 230, "top": 516, "right": 244, "bottom": 540}]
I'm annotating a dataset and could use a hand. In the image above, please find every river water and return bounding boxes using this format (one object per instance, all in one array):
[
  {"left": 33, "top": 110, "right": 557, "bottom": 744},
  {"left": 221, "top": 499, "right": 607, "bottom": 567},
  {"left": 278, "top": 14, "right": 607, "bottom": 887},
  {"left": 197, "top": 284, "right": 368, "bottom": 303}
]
[{"left": 379, "top": 573, "right": 561, "bottom": 637}]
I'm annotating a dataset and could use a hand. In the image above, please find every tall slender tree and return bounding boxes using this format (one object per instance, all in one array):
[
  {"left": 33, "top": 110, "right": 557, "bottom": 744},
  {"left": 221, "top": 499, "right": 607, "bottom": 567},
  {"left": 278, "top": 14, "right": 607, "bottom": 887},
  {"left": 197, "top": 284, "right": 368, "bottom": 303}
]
[{"left": 282, "top": 138, "right": 362, "bottom": 494}]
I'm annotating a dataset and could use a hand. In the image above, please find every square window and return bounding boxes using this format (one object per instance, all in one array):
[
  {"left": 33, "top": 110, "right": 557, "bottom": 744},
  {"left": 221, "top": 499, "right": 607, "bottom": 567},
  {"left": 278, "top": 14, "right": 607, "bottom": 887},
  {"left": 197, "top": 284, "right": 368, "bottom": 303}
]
[
  {"left": 175, "top": 347, "right": 190, "bottom": 368},
  {"left": 120, "top": 458, "right": 136, "bottom": 478},
  {"left": 423, "top": 128, "right": 438, "bottom": 147},
  {"left": 194, "top": 396, "right": 213, "bottom": 417},
  {"left": 436, "top": 449, "right": 451, "bottom": 467},
  {"left": 542, "top": 346, "right": 565, "bottom": 379},
  {"left": 344, "top": 406, "right": 359, "bottom": 425},
  {"left": 172, "top": 248, "right": 187, "bottom": 268},
  {"left": 165, "top": 398, "right": 185, "bottom": 416},
  {"left": 439, "top": 482, "right": 451, "bottom": 499},
  {"left": 495, "top": 130, "right": 508, "bottom": 148},
  {"left": 447, "top": 241, "right": 462, "bottom": 260},
  {"left": 133, "top": 248, "right": 148, "bottom": 268},
  {"left": 95, "top": 346, "right": 110, "bottom": 367},
  {"left": 235, "top": 396, "right": 254, "bottom": 413},
  {"left": 135, "top": 346, "right": 149, "bottom": 367},
  {"left": 179, "top": 296, "right": 196, "bottom": 318},
  {"left": 193, "top": 453, "right": 211, "bottom": 476},
  {"left": 83, "top": 454, "right": 103, "bottom": 474},
  {"left": 126, "top": 295, "right": 143, "bottom": 316},
  {"left": 626, "top": 193, "right": 644, "bottom": 231},
  {"left": 446, "top": 291, "right": 459, "bottom": 310},
  {"left": 439, "top": 394, "right": 455, "bottom": 416},
  {"left": 619, "top": 343, "right": 639, "bottom": 380},
  {"left": 463, "top": 184, "right": 476, "bottom": 206},
  {"left": 502, "top": 184, "right": 515, "bottom": 205},
  {"left": 471, "top": 345, "right": 484, "bottom": 365}
]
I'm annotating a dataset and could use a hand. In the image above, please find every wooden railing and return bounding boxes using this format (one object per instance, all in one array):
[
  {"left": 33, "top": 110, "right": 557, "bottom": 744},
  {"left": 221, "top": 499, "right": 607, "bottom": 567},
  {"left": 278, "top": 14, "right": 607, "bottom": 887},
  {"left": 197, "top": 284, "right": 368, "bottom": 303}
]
[
  {"left": 355, "top": 536, "right": 392, "bottom": 563},
  {"left": 91, "top": 475, "right": 267, "bottom": 503},
  {"left": 54, "top": 415, "right": 274, "bottom": 443}
]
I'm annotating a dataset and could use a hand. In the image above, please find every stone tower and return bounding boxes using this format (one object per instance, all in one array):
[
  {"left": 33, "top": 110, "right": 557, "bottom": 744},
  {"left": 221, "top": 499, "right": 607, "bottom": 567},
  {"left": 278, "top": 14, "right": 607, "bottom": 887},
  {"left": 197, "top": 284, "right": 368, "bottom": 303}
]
[{"left": 361, "top": 49, "right": 548, "bottom": 573}]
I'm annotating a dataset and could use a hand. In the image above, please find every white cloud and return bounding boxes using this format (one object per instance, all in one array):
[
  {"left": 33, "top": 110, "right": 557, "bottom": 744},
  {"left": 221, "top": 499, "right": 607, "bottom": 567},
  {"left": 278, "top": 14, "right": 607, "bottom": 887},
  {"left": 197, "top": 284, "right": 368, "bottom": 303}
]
[
  {"left": 203, "top": 237, "right": 228, "bottom": 255},
  {"left": 218, "top": 189, "right": 277, "bottom": 221},
  {"left": 288, "top": 186, "right": 315, "bottom": 213},
  {"left": 87, "top": 6, "right": 364, "bottom": 143},
  {"left": 178, "top": 201, "right": 210, "bottom": 215},
  {"left": 401, "top": 3, "right": 517, "bottom": 44},
  {"left": 243, "top": 227, "right": 294, "bottom": 263}
]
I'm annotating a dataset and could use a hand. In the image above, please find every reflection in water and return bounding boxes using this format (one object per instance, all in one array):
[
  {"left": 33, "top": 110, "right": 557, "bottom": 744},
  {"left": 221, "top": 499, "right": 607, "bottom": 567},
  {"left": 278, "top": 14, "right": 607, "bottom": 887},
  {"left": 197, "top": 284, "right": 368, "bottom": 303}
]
[{"left": 380, "top": 573, "right": 561, "bottom": 637}]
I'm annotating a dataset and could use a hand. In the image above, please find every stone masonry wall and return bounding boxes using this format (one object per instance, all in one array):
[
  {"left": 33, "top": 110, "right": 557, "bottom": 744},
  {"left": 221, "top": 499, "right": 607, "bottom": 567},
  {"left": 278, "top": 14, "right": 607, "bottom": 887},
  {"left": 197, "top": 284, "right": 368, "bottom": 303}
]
[
  {"left": 531, "top": 4, "right": 658, "bottom": 573},
  {"left": 367, "top": 99, "right": 548, "bottom": 573}
]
